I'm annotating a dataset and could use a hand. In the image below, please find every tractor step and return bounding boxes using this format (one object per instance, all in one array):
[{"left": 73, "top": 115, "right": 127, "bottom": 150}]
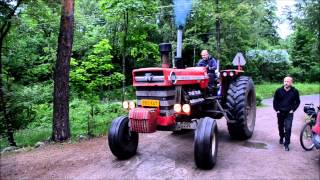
[
  {"left": 205, "top": 96, "right": 221, "bottom": 100},
  {"left": 204, "top": 110, "right": 223, "bottom": 114}
]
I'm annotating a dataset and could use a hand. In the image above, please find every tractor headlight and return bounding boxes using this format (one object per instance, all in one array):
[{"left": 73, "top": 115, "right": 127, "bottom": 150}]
[
  {"left": 174, "top": 104, "right": 182, "bottom": 113},
  {"left": 122, "top": 101, "right": 129, "bottom": 109},
  {"left": 229, "top": 71, "right": 234, "bottom": 77},
  {"left": 129, "top": 101, "right": 135, "bottom": 109},
  {"left": 182, "top": 104, "right": 191, "bottom": 114},
  {"left": 222, "top": 72, "right": 228, "bottom": 77}
]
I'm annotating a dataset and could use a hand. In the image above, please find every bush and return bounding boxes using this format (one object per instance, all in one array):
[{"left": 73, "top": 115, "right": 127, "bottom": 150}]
[
  {"left": 0, "top": 98, "right": 125, "bottom": 151},
  {"left": 307, "top": 65, "right": 320, "bottom": 82},
  {"left": 246, "top": 49, "right": 291, "bottom": 83},
  {"left": 256, "top": 93, "right": 263, "bottom": 106},
  {"left": 288, "top": 67, "right": 306, "bottom": 82},
  {"left": 69, "top": 98, "right": 125, "bottom": 137},
  {"left": 0, "top": 83, "right": 53, "bottom": 136},
  {"left": 0, "top": 128, "right": 51, "bottom": 149},
  {"left": 104, "top": 86, "right": 136, "bottom": 101}
]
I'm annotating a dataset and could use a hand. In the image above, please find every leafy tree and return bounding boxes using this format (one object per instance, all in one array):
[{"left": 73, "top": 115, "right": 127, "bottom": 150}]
[
  {"left": 70, "top": 39, "right": 124, "bottom": 97},
  {"left": 183, "top": 0, "right": 280, "bottom": 69},
  {"left": 246, "top": 49, "right": 290, "bottom": 82},
  {"left": 0, "top": 0, "right": 293, "bottom": 147},
  {"left": 100, "top": 0, "right": 160, "bottom": 72},
  {"left": 0, "top": 0, "right": 23, "bottom": 146},
  {"left": 288, "top": 0, "right": 320, "bottom": 82}
]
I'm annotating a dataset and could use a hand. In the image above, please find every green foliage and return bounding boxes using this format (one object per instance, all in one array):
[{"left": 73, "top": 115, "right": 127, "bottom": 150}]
[
  {"left": 3, "top": 1, "right": 60, "bottom": 85},
  {"left": 70, "top": 39, "right": 124, "bottom": 94},
  {"left": 287, "top": 66, "right": 305, "bottom": 82},
  {"left": 245, "top": 50, "right": 291, "bottom": 83},
  {"left": 1, "top": 0, "right": 318, "bottom": 148},
  {"left": 183, "top": 0, "right": 280, "bottom": 68},
  {"left": 0, "top": 128, "right": 52, "bottom": 150},
  {"left": 70, "top": 99, "right": 125, "bottom": 137},
  {"left": 99, "top": 0, "right": 161, "bottom": 69},
  {"left": 0, "top": 98, "right": 125, "bottom": 150},
  {"left": 105, "top": 86, "right": 136, "bottom": 101},
  {"left": 255, "top": 93, "right": 263, "bottom": 106},
  {"left": 288, "top": 0, "right": 320, "bottom": 82},
  {"left": 0, "top": 83, "right": 53, "bottom": 135}
]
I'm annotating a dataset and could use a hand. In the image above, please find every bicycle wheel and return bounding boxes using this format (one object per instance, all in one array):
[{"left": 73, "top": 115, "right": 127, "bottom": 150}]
[{"left": 299, "top": 122, "right": 315, "bottom": 151}]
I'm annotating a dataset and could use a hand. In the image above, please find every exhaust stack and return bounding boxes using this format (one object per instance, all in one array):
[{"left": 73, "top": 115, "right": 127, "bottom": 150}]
[
  {"left": 176, "top": 28, "right": 183, "bottom": 58},
  {"left": 159, "top": 43, "right": 172, "bottom": 68},
  {"left": 175, "top": 26, "right": 184, "bottom": 69}
]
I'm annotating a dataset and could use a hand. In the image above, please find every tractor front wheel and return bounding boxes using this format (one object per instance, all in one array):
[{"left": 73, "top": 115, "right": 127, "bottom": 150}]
[
  {"left": 108, "top": 116, "right": 139, "bottom": 159},
  {"left": 194, "top": 117, "right": 218, "bottom": 169},
  {"left": 226, "top": 76, "right": 256, "bottom": 140}
]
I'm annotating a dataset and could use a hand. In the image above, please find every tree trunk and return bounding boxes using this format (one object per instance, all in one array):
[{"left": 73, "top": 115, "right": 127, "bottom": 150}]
[
  {"left": 52, "top": 0, "right": 74, "bottom": 142},
  {"left": 215, "top": 0, "right": 221, "bottom": 61},
  {"left": 121, "top": 10, "right": 128, "bottom": 102}
]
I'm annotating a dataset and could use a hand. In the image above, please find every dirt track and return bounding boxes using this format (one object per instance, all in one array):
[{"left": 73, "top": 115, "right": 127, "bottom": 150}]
[{"left": 1, "top": 95, "right": 320, "bottom": 179}]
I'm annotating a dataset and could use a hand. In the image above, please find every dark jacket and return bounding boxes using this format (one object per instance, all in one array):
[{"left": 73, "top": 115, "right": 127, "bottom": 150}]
[
  {"left": 273, "top": 86, "right": 300, "bottom": 112},
  {"left": 197, "top": 56, "right": 217, "bottom": 73}
]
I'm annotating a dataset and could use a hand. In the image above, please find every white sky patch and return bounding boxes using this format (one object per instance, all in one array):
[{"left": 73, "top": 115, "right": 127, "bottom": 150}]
[{"left": 276, "top": 0, "right": 296, "bottom": 39}]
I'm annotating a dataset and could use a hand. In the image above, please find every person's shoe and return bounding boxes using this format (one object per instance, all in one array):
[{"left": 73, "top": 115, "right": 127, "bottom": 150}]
[
  {"left": 284, "top": 145, "right": 289, "bottom": 151},
  {"left": 279, "top": 138, "right": 283, "bottom": 144}
]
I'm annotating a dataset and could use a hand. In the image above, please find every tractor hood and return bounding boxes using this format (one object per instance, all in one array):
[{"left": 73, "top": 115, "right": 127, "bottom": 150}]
[{"left": 132, "top": 67, "right": 209, "bottom": 88}]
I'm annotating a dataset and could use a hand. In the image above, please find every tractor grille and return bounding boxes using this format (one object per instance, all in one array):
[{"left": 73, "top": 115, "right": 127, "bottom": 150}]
[
  {"left": 134, "top": 71, "right": 164, "bottom": 83},
  {"left": 136, "top": 86, "right": 176, "bottom": 116}
]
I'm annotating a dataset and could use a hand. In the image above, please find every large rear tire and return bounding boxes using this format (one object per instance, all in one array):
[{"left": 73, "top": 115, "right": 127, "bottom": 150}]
[
  {"left": 194, "top": 117, "right": 218, "bottom": 169},
  {"left": 226, "top": 76, "right": 256, "bottom": 140},
  {"left": 108, "top": 116, "right": 139, "bottom": 159}
]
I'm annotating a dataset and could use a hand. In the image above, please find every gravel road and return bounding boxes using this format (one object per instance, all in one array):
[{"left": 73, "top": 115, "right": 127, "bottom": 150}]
[{"left": 1, "top": 95, "right": 320, "bottom": 179}]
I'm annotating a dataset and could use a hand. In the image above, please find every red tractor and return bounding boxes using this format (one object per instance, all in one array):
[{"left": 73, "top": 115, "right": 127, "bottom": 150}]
[{"left": 107, "top": 28, "right": 256, "bottom": 169}]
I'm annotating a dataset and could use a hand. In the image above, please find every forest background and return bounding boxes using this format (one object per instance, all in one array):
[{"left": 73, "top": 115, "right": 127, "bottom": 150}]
[{"left": 0, "top": 0, "right": 319, "bottom": 149}]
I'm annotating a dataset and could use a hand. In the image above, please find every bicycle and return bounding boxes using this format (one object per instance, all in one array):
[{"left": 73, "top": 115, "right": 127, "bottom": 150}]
[{"left": 299, "top": 103, "right": 318, "bottom": 151}]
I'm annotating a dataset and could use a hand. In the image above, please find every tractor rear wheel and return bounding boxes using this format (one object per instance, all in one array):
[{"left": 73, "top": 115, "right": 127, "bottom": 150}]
[
  {"left": 108, "top": 116, "right": 139, "bottom": 159},
  {"left": 226, "top": 76, "right": 256, "bottom": 140},
  {"left": 194, "top": 117, "right": 218, "bottom": 169}
]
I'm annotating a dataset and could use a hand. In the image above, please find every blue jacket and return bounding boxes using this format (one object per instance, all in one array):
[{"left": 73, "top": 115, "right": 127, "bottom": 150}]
[{"left": 197, "top": 56, "right": 217, "bottom": 73}]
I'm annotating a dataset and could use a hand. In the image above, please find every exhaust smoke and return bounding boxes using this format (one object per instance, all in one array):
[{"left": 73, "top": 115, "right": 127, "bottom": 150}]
[
  {"left": 173, "top": 0, "right": 192, "bottom": 27},
  {"left": 173, "top": 0, "right": 192, "bottom": 68}
]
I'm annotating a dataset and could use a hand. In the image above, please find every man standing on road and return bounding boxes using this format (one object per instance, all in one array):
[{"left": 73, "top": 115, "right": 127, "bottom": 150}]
[{"left": 273, "top": 76, "right": 300, "bottom": 151}]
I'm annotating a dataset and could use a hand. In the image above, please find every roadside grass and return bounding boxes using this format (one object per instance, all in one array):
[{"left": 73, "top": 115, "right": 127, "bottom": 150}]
[
  {"left": 255, "top": 83, "right": 320, "bottom": 106},
  {"left": 0, "top": 128, "right": 52, "bottom": 151},
  {"left": 0, "top": 99, "right": 125, "bottom": 151},
  {"left": 1, "top": 83, "right": 319, "bottom": 151}
]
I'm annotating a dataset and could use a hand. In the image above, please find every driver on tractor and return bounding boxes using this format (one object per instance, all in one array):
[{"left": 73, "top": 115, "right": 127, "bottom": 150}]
[{"left": 197, "top": 50, "right": 217, "bottom": 91}]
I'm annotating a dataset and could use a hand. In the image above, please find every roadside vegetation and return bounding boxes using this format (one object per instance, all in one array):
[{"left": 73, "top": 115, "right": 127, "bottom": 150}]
[
  {"left": 1, "top": 83, "right": 319, "bottom": 151},
  {"left": 1, "top": 1, "right": 319, "bottom": 150},
  {"left": 255, "top": 83, "right": 320, "bottom": 106}
]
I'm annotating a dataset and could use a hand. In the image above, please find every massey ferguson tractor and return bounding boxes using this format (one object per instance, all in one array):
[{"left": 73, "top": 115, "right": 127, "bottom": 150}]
[{"left": 107, "top": 27, "right": 256, "bottom": 169}]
